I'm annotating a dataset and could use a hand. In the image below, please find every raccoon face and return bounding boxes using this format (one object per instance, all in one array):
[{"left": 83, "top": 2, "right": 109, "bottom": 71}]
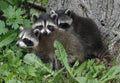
[
  {"left": 32, "top": 13, "right": 58, "bottom": 35},
  {"left": 50, "top": 9, "right": 73, "bottom": 30},
  {"left": 16, "top": 26, "right": 40, "bottom": 48}
]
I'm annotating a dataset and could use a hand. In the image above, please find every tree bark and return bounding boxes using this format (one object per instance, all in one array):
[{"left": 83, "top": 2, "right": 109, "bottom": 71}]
[{"left": 47, "top": 0, "right": 120, "bottom": 63}]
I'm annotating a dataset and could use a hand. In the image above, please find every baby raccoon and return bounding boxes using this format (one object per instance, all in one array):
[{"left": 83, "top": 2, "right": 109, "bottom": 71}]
[
  {"left": 50, "top": 9, "right": 105, "bottom": 59},
  {"left": 16, "top": 26, "right": 85, "bottom": 70},
  {"left": 32, "top": 13, "right": 62, "bottom": 35}
]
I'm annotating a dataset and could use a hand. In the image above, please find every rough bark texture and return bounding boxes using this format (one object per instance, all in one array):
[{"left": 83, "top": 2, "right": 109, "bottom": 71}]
[{"left": 47, "top": 0, "right": 120, "bottom": 64}]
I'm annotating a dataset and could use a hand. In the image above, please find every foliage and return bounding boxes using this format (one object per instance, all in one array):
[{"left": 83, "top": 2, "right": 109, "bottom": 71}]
[
  {"left": 41, "top": 0, "right": 48, "bottom": 7},
  {"left": 0, "top": 44, "right": 52, "bottom": 83},
  {"left": 0, "top": 0, "right": 31, "bottom": 48},
  {"left": 0, "top": 30, "right": 17, "bottom": 48},
  {"left": 0, "top": 0, "right": 120, "bottom": 83},
  {"left": 54, "top": 41, "right": 120, "bottom": 83},
  {"left": 0, "top": 20, "right": 8, "bottom": 35},
  {"left": 0, "top": 41, "right": 120, "bottom": 83}
]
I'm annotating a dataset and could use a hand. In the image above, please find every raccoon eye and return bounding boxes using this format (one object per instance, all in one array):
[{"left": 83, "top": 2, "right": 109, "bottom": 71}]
[
  {"left": 47, "top": 25, "right": 55, "bottom": 31},
  {"left": 23, "top": 38, "right": 33, "bottom": 46},
  {"left": 36, "top": 25, "right": 43, "bottom": 30}
]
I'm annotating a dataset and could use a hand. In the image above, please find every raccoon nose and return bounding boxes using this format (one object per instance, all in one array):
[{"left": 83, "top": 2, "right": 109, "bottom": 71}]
[
  {"left": 16, "top": 44, "right": 19, "bottom": 47},
  {"left": 16, "top": 42, "right": 19, "bottom": 47},
  {"left": 16, "top": 43, "right": 19, "bottom": 47},
  {"left": 43, "top": 31, "right": 48, "bottom": 35}
]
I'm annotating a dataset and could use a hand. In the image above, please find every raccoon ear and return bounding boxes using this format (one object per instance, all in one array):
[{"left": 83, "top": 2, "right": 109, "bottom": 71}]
[
  {"left": 33, "top": 29, "right": 41, "bottom": 37},
  {"left": 32, "top": 13, "right": 39, "bottom": 22},
  {"left": 50, "top": 9, "right": 56, "bottom": 15},
  {"left": 50, "top": 10, "right": 58, "bottom": 20},
  {"left": 65, "top": 9, "right": 71, "bottom": 16},
  {"left": 19, "top": 26, "right": 24, "bottom": 31}
]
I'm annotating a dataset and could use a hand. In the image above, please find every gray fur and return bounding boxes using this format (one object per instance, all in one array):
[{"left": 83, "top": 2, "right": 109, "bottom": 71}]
[
  {"left": 50, "top": 9, "right": 106, "bottom": 59},
  {"left": 17, "top": 27, "right": 85, "bottom": 70}
]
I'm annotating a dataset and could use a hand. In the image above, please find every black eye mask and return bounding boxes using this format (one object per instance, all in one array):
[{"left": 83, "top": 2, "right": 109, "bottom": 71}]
[
  {"left": 23, "top": 38, "right": 34, "bottom": 46},
  {"left": 35, "top": 25, "right": 43, "bottom": 30},
  {"left": 59, "top": 23, "right": 71, "bottom": 29},
  {"left": 47, "top": 25, "right": 55, "bottom": 32}
]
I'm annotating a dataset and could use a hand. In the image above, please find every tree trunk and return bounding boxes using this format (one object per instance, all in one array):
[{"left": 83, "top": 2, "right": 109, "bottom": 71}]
[{"left": 47, "top": 0, "right": 120, "bottom": 63}]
